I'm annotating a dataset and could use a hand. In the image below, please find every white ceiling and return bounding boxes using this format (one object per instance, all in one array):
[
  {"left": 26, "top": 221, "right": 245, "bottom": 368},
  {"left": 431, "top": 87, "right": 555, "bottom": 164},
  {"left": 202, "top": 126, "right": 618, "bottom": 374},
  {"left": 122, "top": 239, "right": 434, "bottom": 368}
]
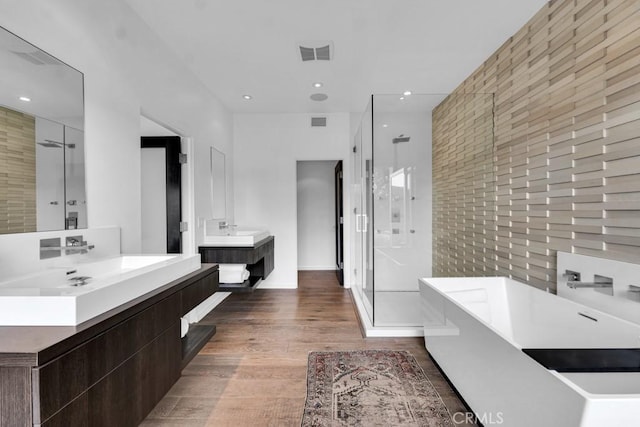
[{"left": 125, "top": 0, "right": 547, "bottom": 114}]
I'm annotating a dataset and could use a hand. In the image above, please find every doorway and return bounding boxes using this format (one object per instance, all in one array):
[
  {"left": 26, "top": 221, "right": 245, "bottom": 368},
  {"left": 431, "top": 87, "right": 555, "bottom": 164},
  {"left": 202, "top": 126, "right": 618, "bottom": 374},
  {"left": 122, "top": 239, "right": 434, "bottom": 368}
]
[
  {"left": 141, "top": 136, "right": 182, "bottom": 253},
  {"left": 296, "top": 160, "right": 344, "bottom": 283}
]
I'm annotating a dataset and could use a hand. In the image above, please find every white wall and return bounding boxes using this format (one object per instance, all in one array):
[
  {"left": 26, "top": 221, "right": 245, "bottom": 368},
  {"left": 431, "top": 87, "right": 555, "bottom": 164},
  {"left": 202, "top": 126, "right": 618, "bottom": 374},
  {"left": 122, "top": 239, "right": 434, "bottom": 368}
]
[
  {"left": 234, "top": 113, "right": 351, "bottom": 288},
  {"left": 297, "top": 161, "right": 337, "bottom": 270},
  {"left": 0, "top": 1, "right": 233, "bottom": 253}
]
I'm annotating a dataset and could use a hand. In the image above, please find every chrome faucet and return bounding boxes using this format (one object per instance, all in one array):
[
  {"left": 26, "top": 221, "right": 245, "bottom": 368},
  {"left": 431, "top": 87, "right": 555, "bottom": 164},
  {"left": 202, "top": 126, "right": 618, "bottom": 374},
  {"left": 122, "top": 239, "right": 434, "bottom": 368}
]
[
  {"left": 218, "top": 221, "right": 237, "bottom": 234},
  {"left": 65, "top": 236, "right": 95, "bottom": 254},
  {"left": 567, "top": 274, "right": 613, "bottom": 290},
  {"left": 67, "top": 237, "right": 81, "bottom": 246}
]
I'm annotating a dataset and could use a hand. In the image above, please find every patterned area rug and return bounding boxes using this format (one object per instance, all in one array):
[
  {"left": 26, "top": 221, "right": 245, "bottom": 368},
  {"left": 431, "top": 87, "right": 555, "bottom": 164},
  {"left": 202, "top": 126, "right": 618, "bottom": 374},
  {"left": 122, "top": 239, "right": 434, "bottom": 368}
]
[{"left": 302, "top": 350, "right": 453, "bottom": 426}]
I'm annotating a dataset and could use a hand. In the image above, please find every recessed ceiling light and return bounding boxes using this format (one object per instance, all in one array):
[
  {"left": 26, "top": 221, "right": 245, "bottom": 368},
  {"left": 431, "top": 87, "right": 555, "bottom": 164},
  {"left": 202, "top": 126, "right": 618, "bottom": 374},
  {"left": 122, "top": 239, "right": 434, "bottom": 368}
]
[
  {"left": 313, "top": 82, "right": 323, "bottom": 88},
  {"left": 382, "top": 124, "right": 388, "bottom": 128},
  {"left": 19, "top": 96, "right": 31, "bottom": 102},
  {"left": 399, "top": 96, "right": 405, "bottom": 101},
  {"left": 242, "top": 95, "right": 252, "bottom": 100},
  {"left": 403, "top": 90, "right": 412, "bottom": 96}
]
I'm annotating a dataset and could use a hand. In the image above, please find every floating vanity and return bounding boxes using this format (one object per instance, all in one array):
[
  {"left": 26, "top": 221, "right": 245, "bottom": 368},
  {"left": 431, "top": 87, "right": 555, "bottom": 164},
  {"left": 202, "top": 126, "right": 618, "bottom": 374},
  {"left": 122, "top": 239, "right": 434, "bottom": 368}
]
[
  {"left": 0, "top": 260, "right": 219, "bottom": 426},
  {"left": 199, "top": 231, "right": 274, "bottom": 292}
]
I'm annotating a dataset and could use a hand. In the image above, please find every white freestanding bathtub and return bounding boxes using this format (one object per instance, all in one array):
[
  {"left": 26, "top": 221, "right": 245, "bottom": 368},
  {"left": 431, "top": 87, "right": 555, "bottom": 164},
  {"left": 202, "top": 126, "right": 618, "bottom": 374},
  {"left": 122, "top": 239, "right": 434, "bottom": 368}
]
[{"left": 419, "top": 277, "right": 640, "bottom": 427}]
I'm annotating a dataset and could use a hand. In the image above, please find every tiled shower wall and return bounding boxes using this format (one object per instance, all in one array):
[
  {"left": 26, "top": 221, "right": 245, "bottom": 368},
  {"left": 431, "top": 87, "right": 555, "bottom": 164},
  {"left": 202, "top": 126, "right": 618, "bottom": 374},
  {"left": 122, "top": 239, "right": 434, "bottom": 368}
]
[
  {"left": 433, "top": 0, "right": 640, "bottom": 291},
  {"left": 0, "top": 106, "right": 36, "bottom": 234}
]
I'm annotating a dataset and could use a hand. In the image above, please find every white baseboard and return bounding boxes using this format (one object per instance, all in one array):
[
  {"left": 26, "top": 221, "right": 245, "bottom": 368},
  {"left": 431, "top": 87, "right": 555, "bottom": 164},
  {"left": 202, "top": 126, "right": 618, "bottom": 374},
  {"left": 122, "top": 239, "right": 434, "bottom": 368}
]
[{"left": 297, "top": 266, "right": 337, "bottom": 271}]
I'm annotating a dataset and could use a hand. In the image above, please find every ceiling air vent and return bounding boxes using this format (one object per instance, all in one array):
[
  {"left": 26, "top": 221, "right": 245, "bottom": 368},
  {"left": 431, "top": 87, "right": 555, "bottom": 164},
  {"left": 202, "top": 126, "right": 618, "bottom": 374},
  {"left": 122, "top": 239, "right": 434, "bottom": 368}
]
[
  {"left": 311, "top": 117, "right": 327, "bottom": 127},
  {"left": 297, "top": 41, "right": 334, "bottom": 61},
  {"left": 315, "top": 45, "right": 331, "bottom": 61},
  {"left": 299, "top": 47, "right": 316, "bottom": 62}
]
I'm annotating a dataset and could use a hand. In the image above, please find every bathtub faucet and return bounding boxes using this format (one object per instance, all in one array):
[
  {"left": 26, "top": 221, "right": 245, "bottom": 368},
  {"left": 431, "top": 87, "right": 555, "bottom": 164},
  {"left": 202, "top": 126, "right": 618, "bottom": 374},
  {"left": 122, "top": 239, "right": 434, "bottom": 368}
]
[{"left": 567, "top": 274, "right": 613, "bottom": 290}]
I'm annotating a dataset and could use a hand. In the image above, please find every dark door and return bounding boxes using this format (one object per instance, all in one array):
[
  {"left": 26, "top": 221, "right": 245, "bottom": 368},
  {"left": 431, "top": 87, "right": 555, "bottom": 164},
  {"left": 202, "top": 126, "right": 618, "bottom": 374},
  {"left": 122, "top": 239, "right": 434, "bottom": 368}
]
[
  {"left": 141, "top": 136, "right": 182, "bottom": 253},
  {"left": 335, "top": 160, "right": 344, "bottom": 285}
]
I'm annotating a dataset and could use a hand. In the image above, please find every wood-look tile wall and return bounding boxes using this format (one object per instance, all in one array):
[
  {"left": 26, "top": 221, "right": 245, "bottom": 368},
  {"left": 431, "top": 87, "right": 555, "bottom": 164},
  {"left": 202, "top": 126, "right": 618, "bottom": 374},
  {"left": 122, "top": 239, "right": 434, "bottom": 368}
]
[
  {"left": 433, "top": 0, "right": 640, "bottom": 291},
  {"left": 0, "top": 106, "right": 36, "bottom": 234},
  {"left": 433, "top": 94, "right": 496, "bottom": 277}
]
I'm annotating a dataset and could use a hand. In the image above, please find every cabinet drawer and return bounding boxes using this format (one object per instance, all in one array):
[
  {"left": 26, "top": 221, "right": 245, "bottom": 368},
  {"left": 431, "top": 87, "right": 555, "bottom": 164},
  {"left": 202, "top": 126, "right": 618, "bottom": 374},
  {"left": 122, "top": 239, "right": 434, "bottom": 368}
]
[
  {"left": 180, "top": 271, "right": 219, "bottom": 315},
  {"left": 41, "top": 322, "right": 181, "bottom": 427},
  {"left": 32, "top": 293, "right": 180, "bottom": 424}
]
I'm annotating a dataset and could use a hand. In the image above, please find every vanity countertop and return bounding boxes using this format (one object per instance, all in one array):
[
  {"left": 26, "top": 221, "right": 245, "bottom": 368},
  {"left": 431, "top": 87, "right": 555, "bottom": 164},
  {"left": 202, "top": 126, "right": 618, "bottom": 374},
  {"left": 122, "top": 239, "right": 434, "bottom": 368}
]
[{"left": 0, "top": 264, "right": 218, "bottom": 367}]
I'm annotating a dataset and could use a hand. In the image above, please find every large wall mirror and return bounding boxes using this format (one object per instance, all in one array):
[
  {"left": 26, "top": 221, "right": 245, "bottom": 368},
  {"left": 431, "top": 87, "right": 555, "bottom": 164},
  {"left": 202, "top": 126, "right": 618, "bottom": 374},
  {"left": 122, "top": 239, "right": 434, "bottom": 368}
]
[{"left": 0, "top": 26, "right": 85, "bottom": 234}]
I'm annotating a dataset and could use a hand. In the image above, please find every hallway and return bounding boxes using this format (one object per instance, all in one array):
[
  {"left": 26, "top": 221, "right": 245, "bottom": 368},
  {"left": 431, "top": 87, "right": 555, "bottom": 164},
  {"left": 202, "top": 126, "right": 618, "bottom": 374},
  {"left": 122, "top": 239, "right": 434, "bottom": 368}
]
[{"left": 142, "top": 271, "right": 473, "bottom": 426}]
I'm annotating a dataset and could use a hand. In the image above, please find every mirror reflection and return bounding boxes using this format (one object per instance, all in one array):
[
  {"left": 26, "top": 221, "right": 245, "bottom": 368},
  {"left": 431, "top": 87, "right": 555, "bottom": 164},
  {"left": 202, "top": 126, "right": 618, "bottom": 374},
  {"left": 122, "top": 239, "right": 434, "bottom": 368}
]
[
  {"left": 210, "top": 147, "right": 226, "bottom": 219},
  {"left": 0, "top": 26, "right": 85, "bottom": 234}
]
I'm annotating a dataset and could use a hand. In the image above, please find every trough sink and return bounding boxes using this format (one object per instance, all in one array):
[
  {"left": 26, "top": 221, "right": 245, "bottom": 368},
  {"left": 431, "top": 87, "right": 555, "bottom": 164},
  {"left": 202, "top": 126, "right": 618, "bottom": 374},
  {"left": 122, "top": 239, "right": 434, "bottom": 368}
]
[
  {"left": 202, "top": 229, "right": 270, "bottom": 247},
  {"left": 0, "top": 254, "right": 201, "bottom": 326}
]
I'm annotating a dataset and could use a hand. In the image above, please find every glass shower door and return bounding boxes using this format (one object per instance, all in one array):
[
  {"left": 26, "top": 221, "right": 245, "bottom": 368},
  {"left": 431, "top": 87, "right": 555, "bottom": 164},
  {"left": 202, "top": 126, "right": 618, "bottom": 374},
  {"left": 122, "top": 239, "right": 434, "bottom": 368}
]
[
  {"left": 371, "top": 94, "right": 438, "bottom": 326},
  {"left": 361, "top": 98, "right": 374, "bottom": 320},
  {"left": 352, "top": 98, "right": 374, "bottom": 323},
  {"left": 352, "top": 125, "right": 364, "bottom": 302}
]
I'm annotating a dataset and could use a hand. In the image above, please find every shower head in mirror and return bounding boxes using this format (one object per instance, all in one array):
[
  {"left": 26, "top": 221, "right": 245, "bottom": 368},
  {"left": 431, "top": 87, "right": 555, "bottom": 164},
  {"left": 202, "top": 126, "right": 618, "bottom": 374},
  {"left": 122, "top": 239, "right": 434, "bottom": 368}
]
[
  {"left": 392, "top": 134, "right": 411, "bottom": 144},
  {"left": 37, "top": 139, "right": 75, "bottom": 148},
  {"left": 37, "top": 139, "right": 63, "bottom": 148}
]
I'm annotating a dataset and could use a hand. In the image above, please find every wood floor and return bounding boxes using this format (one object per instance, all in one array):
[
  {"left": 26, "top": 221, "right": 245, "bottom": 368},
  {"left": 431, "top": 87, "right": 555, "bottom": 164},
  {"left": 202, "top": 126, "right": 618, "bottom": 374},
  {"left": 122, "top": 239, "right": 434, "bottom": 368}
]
[{"left": 141, "top": 271, "right": 475, "bottom": 426}]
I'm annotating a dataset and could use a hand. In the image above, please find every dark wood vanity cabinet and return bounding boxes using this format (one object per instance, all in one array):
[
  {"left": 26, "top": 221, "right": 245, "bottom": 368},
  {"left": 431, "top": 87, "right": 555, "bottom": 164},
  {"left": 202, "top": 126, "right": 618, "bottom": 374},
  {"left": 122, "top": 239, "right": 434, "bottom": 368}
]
[
  {"left": 0, "top": 264, "right": 218, "bottom": 427},
  {"left": 199, "top": 236, "right": 274, "bottom": 292}
]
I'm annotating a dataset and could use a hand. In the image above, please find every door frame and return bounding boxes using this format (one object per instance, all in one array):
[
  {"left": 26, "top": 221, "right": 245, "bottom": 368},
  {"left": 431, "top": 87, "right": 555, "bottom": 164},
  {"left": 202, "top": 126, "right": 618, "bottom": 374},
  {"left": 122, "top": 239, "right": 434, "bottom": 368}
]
[
  {"left": 141, "top": 136, "right": 182, "bottom": 253},
  {"left": 335, "top": 160, "right": 344, "bottom": 285}
]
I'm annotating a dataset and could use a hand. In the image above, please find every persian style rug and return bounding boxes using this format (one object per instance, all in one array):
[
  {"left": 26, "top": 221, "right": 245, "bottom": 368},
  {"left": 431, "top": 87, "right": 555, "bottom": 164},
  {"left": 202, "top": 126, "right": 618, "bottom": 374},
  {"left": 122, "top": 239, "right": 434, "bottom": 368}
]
[{"left": 301, "top": 350, "right": 453, "bottom": 426}]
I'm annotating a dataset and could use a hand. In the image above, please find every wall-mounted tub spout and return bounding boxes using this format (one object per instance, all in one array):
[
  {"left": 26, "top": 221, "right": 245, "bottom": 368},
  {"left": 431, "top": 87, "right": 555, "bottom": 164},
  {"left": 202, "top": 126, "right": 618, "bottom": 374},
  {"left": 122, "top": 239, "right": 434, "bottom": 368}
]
[{"left": 567, "top": 274, "right": 613, "bottom": 290}]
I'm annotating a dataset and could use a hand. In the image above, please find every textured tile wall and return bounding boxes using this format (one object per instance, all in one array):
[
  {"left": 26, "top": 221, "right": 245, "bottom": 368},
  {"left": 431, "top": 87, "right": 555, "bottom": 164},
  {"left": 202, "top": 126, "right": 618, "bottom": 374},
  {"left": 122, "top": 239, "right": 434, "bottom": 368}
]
[
  {"left": 433, "top": 0, "right": 640, "bottom": 291},
  {"left": 0, "top": 106, "right": 36, "bottom": 234}
]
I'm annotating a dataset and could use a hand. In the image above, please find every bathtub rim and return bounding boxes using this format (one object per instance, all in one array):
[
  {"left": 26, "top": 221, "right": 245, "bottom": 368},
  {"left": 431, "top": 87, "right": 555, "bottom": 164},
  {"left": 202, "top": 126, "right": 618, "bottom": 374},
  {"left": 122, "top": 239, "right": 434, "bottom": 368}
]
[{"left": 420, "top": 276, "right": 640, "bottom": 399}]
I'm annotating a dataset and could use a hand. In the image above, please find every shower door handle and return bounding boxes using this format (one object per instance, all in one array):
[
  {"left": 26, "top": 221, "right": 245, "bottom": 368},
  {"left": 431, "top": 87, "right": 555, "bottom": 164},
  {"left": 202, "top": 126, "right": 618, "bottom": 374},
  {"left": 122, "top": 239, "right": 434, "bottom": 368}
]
[{"left": 355, "top": 214, "right": 369, "bottom": 233}]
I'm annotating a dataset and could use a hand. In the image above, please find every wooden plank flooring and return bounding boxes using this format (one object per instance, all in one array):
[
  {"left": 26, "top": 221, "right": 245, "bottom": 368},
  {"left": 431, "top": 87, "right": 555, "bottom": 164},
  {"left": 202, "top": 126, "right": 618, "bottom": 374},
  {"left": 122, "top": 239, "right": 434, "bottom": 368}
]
[{"left": 141, "top": 271, "right": 475, "bottom": 426}]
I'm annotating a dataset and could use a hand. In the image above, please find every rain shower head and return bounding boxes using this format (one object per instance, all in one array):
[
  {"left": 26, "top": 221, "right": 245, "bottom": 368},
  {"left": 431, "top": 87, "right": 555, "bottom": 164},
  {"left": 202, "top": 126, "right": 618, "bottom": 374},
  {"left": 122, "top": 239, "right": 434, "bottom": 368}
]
[
  {"left": 392, "top": 134, "right": 410, "bottom": 144},
  {"left": 36, "top": 139, "right": 75, "bottom": 148},
  {"left": 37, "top": 140, "right": 62, "bottom": 148}
]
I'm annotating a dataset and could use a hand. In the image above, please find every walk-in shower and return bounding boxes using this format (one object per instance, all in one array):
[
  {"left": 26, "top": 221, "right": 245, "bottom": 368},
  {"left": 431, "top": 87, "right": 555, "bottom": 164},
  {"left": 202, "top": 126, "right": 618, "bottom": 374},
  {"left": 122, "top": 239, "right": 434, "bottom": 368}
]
[{"left": 350, "top": 93, "right": 493, "bottom": 332}]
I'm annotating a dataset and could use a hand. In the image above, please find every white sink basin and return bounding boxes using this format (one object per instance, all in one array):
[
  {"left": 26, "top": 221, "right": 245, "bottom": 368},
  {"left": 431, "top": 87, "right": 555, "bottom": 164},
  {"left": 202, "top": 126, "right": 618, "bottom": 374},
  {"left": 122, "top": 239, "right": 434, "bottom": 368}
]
[
  {"left": 202, "top": 229, "right": 270, "bottom": 246},
  {"left": 0, "top": 254, "right": 201, "bottom": 326}
]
